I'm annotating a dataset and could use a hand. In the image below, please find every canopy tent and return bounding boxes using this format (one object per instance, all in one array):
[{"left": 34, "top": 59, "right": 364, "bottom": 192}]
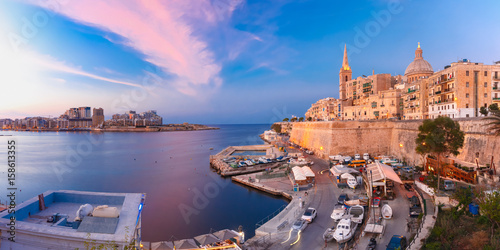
[
  {"left": 302, "top": 166, "right": 315, "bottom": 178},
  {"left": 151, "top": 241, "right": 175, "bottom": 250},
  {"left": 366, "top": 162, "right": 403, "bottom": 196},
  {"left": 292, "top": 166, "right": 306, "bottom": 181},
  {"left": 194, "top": 233, "right": 220, "bottom": 246},
  {"left": 212, "top": 229, "right": 239, "bottom": 241},
  {"left": 330, "top": 164, "right": 359, "bottom": 177},
  {"left": 173, "top": 239, "right": 198, "bottom": 250}
]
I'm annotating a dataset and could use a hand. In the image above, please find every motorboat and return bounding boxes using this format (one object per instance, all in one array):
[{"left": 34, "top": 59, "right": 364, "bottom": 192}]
[
  {"left": 323, "top": 227, "right": 336, "bottom": 242},
  {"left": 348, "top": 205, "right": 364, "bottom": 224},
  {"left": 343, "top": 156, "right": 352, "bottom": 163},
  {"left": 238, "top": 161, "right": 246, "bottom": 167},
  {"left": 333, "top": 218, "right": 357, "bottom": 243},
  {"left": 341, "top": 173, "right": 358, "bottom": 189},
  {"left": 244, "top": 160, "right": 254, "bottom": 166},
  {"left": 382, "top": 203, "right": 393, "bottom": 219},
  {"left": 330, "top": 204, "right": 346, "bottom": 221}
]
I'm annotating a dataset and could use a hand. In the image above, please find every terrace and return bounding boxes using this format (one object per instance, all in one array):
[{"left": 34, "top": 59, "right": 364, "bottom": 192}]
[{"left": 0, "top": 190, "right": 144, "bottom": 249}]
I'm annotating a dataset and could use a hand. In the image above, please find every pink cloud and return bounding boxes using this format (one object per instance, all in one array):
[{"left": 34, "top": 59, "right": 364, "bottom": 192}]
[{"left": 28, "top": 0, "right": 243, "bottom": 95}]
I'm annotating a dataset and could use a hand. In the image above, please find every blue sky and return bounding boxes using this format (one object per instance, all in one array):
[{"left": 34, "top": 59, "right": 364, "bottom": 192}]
[{"left": 1, "top": 0, "right": 499, "bottom": 124}]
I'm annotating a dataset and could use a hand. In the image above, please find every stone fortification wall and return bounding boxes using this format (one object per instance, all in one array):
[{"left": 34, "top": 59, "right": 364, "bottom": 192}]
[{"left": 289, "top": 118, "right": 500, "bottom": 171}]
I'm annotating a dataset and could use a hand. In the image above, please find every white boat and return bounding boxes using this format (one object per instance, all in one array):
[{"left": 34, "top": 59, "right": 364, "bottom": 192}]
[
  {"left": 341, "top": 173, "right": 358, "bottom": 189},
  {"left": 333, "top": 218, "right": 358, "bottom": 243},
  {"left": 382, "top": 204, "right": 393, "bottom": 219},
  {"left": 244, "top": 160, "right": 254, "bottom": 166},
  {"left": 323, "top": 227, "right": 336, "bottom": 242},
  {"left": 348, "top": 205, "right": 364, "bottom": 224},
  {"left": 330, "top": 204, "right": 346, "bottom": 221}
]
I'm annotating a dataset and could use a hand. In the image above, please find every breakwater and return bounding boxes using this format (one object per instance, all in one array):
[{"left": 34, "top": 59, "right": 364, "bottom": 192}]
[{"left": 286, "top": 118, "right": 500, "bottom": 171}]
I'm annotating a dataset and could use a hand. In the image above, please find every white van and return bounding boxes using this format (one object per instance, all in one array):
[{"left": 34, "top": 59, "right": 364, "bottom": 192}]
[
  {"left": 354, "top": 154, "right": 361, "bottom": 160},
  {"left": 363, "top": 153, "right": 370, "bottom": 160}
]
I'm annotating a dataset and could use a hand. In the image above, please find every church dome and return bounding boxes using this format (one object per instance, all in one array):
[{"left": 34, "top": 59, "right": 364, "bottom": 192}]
[{"left": 404, "top": 43, "right": 433, "bottom": 76}]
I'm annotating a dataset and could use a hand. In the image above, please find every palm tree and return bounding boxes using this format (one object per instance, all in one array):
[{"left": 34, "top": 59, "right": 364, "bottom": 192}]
[{"left": 483, "top": 111, "right": 500, "bottom": 135}]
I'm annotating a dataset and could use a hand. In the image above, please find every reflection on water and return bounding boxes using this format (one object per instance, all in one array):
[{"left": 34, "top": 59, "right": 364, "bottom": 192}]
[{"left": 0, "top": 125, "right": 288, "bottom": 241}]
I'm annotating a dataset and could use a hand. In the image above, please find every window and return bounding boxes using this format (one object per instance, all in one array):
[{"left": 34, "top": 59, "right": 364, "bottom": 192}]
[
  {"left": 485, "top": 82, "right": 488, "bottom": 88},
  {"left": 485, "top": 93, "right": 488, "bottom": 98},
  {"left": 485, "top": 71, "right": 488, "bottom": 77},
  {"left": 438, "top": 107, "right": 440, "bottom": 111},
  {"left": 466, "top": 71, "right": 469, "bottom": 76},
  {"left": 466, "top": 82, "right": 469, "bottom": 87},
  {"left": 466, "top": 93, "right": 469, "bottom": 98},
  {"left": 466, "top": 114, "right": 470, "bottom": 117},
  {"left": 466, "top": 104, "right": 469, "bottom": 108},
  {"left": 452, "top": 104, "right": 454, "bottom": 109},
  {"left": 485, "top": 103, "right": 488, "bottom": 107}
]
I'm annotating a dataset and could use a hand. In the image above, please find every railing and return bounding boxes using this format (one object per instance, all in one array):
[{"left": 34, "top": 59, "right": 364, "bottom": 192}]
[
  {"left": 493, "top": 98, "right": 500, "bottom": 101},
  {"left": 493, "top": 76, "right": 500, "bottom": 80},
  {"left": 410, "top": 97, "right": 417, "bottom": 101},
  {"left": 408, "top": 89, "right": 416, "bottom": 93},
  {"left": 493, "top": 86, "right": 498, "bottom": 90},
  {"left": 434, "top": 91, "right": 442, "bottom": 94},
  {"left": 255, "top": 204, "right": 288, "bottom": 229}
]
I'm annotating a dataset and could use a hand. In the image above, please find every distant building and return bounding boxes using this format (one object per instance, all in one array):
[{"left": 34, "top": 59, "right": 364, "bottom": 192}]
[
  {"left": 108, "top": 110, "right": 163, "bottom": 127},
  {"left": 92, "top": 108, "right": 105, "bottom": 127},
  {"left": 264, "top": 130, "right": 278, "bottom": 141}
]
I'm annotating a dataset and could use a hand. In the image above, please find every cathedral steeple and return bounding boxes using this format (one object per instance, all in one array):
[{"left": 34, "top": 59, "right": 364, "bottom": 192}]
[
  {"left": 342, "top": 44, "right": 350, "bottom": 71},
  {"left": 339, "top": 44, "right": 352, "bottom": 100}
]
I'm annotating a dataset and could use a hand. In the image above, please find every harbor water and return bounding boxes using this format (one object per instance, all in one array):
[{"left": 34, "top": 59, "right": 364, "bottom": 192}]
[{"left": 0, "top": 124, "right": 288, "bottom": 241}]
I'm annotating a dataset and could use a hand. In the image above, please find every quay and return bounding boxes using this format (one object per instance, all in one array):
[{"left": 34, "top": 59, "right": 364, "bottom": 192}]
[{"left": 210, "top": 145, "right": 284, "bottom": 176}]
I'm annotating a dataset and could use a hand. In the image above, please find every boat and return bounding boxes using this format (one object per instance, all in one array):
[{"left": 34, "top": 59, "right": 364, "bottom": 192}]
[
  {"left": 330, "top": 204, "right": 346, "bottom": 221},
  {"left": 244, "top": 160, "right": 254, "bottom": 166},
  {"left": 348, "top": 205, "right": 364, "bottom": 224},
  {"left": 341, "top": 173, "right": 358, "bottom": 189},
  {"left": 323, "top": 227, "right": 336, "bottom": 242},
  {"left": 333, "top": 218, "right": 358, "bottom": 243},
  {"left": 238, "top": 161, "right": 246, "bottom": 167},
  {"left": 344, "top": 196, "right": 369, "bottom": 206},
  {"left": 382, "top": 203, "right": 393, "bottom": 219}
]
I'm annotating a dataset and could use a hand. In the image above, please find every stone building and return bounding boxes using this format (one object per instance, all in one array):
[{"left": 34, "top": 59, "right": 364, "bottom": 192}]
[{"left": 92, "top": 107, "right": 105, "bottom": 127}]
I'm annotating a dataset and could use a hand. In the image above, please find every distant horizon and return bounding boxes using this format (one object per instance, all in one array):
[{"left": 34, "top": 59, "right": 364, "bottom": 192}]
[{"left": 1, "top": 0, "right": 499, "bottom": 123}]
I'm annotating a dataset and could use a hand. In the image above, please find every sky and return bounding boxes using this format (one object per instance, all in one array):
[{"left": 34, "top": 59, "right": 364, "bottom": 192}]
[{"left": 0, "top": 0, "right": 499, "bottom": 124}]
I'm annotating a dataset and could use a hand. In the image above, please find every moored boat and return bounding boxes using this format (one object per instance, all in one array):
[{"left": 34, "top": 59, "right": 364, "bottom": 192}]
[
  {"left": 348, "top": 205, "right": 364, "bottom": 224},
  {"left": 333, "top": 218, "right": 358, "bottom": 243},
  {"left": 382, "top": 203, "right": 393, "bottom": 219}
]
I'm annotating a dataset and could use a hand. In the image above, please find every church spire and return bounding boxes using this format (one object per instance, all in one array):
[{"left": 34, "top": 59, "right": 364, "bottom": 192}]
[{"left": 342, "top": 44, "right": 350, "bottom": 71}]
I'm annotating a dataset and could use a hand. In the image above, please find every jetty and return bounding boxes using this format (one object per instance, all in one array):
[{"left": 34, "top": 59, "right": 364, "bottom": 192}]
[{"left": 210, "top": 145, "right": 285, "bottom": 176}]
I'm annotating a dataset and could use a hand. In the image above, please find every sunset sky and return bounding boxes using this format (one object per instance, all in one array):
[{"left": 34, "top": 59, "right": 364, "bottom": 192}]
[{"left": 1, "top": 0, "right": 499, "bottom": 124}]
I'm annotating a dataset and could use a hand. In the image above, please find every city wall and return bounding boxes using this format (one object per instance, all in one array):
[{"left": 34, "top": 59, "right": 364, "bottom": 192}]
[{"left": 288, "top": 118, "right": 500, "bottom": 171}]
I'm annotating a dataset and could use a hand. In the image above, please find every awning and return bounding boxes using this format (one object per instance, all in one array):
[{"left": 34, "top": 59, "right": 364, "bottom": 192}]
[
  {"left": 173, "top": 239, "right": 198, "bottom": 249},
  {"left": 194, "top": 233, "right": 220, "bottom": 246},
  {"left": 212, "top": 229, "right": 239, "bottom": 241},
  {"left": 292, "top": 166, "right": 306, "bottom": 181},
  {"left": 302, "top": 166, "right": 315, "bottom": 177},
  {"left": 151, "top": 241, "right": 175, "bottom": 250},
  {"left": 366, "top": 162, "right": 403, "bottom": 184}
]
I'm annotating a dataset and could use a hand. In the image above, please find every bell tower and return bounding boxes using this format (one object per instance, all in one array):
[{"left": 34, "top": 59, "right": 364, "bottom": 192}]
[{"left": 339, "top": 44, "right": 352, "bottom": 99}]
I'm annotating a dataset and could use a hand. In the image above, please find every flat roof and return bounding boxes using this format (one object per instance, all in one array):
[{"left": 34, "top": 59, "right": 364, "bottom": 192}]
[{"left": 0, "top": 190, "right": 144, "bottom": 243}]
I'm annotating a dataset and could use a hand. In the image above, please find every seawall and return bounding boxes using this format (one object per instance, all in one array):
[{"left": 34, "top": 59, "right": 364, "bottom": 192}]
[{"left": 289, "top": 118, "right": 500, "bottom": 171}]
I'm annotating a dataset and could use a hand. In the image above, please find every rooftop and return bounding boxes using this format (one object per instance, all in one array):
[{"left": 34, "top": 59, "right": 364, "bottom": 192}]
[{"left": 0, "top": 190, "right": 144, "bottom": 244}]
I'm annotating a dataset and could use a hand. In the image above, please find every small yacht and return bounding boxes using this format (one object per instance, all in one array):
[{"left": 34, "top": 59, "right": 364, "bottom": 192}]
[
  {"left": 330, "top": 204, "right": 346, "bottom": 221},
  {"left": 333, "top": 218, "right": 358, "bottom": 243},
  {"left": 382, "top": 203, "right": 393, "bottom": 219}
]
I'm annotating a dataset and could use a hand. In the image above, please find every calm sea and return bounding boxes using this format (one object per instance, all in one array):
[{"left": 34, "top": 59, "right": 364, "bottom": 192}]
[{"left": 0, "top": 124, "right": 288, "bottom": 241}]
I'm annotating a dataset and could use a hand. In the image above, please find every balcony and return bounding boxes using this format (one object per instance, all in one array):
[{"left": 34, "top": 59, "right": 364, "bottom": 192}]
[
  {"left": 435, "top": 90, "right": 442, "bottom": 95},
  {"left": 410, "top": 97, "right": 417, "bottom": 101},
  {"left": 380, "top": 104, "right": 385, "bottom": 107},
  {"left": 442, "top": 88, "right": 454, "bottom": 94},
  {"left": 363, "top": 89, "right": 371, "bottom": 93},
  {"left": 494, "top": 86, "right": 498, "bottom": 90},
  {"left": 494, "top": 98, "right": 500, "bottom": 101},
  {"left": 408, "top": 89, "right": 416, "bottom": 93},
  {"left": 494, "top": 75, "right": 500, "bottom": 80}
]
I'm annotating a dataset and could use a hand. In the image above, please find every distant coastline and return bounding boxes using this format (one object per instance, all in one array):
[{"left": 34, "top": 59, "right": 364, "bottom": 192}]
[{"left": 0, "top": 123, "right": 219, "bottom": 132}]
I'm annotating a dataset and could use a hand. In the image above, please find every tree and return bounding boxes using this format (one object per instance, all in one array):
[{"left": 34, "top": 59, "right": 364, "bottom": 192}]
[
  {"left": 283, "top": 118, "right": 289, "bottom": 122},
  {"left": 290, "top": 117, "right": 298, "bottom": 122},
  {"left": 307, "top": 117, "right": 312, "bottom": 121},
  {"left": 480, "top": 106, "right": 489, "bottom": 116},
  {"left": 415, "top": 117, "right": 465, "bottom": 192},
  {"left": 489, "top": 103, "right": 499, "bottom": 112},
  {"left": 483, "top": 110, "right": 500, "bottom": 135},
  {"left": 298, "top": 117, "right": 304, "bottom": 122},
  {"left": 474, "top": 185, "right": 500, "bottom": 240},
  {"left": 271, "top": 123, "right": 281, "bottom": 133}
]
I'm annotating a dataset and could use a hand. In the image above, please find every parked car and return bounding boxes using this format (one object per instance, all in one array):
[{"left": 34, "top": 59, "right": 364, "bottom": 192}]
[
  {"left": 444, "top": 180, "right": 456, "bottom": 191},
  {"left": 354, "top": 154, "right": 361, "bottom": 160},
  {"left": 291, "top": 219, "right": 308, "bottom": 231},
  {"left": 386, "top": 235, "right": 407, "bottom": 250},
  {"left": 338, "top": 193, "right": 349, "bottom": 204},
  {"left": 409, "top": 205, "right": 422, "bottom": 217},
  {"left": 363, "top": 153, "right": 370, "bottom": 161},
  {"left": 301, "top": 207, "right": 317, "bottom": 223}
]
